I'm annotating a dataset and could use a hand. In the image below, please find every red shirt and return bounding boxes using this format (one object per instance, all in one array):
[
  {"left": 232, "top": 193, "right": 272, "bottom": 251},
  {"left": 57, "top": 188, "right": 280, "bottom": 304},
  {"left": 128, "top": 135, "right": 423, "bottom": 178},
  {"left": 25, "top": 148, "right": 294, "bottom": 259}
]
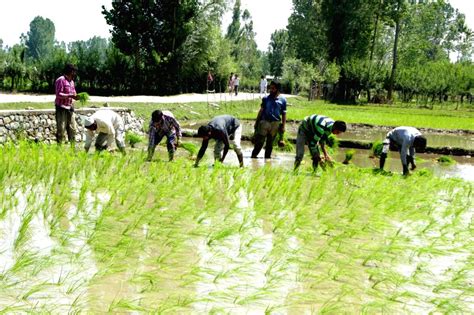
[{"left": 55, "top": 75, "right": 76, "bottom": 109}]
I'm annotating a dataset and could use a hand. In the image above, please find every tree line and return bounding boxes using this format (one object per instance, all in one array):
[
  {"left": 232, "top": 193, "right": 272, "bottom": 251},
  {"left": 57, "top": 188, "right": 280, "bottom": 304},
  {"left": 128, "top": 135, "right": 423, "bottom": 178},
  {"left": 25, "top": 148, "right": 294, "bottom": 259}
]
[{"left": 0, "top": 0, "right": 472, "bottom": 104}]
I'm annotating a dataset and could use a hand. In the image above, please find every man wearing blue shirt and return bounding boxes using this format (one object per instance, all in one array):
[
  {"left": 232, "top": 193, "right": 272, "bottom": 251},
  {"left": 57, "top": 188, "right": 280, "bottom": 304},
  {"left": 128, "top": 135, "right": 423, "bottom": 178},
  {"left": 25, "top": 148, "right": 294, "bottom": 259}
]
[{"left": 251, "top": 81, "right": 287, "bottom": 159}]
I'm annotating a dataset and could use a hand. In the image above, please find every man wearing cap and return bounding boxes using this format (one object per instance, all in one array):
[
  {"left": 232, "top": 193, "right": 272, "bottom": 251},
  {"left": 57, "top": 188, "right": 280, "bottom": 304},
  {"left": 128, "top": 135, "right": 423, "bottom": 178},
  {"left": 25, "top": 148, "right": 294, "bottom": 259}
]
[
  {"left": 147, "top": 110, "right": 181, "bottom": 162},
  {"left": 294, "top": 115, "right": 347, "bottom": 172},
  {"left": 55, "top": 63, "right": 79, "bottom": 144},
  {"left": 251, "top": 80, "right": 287, "bottom": 159},
  {"left": 380, "top": 126, "right": 427, "bottom": 175},
  {"left": 83, "top": 109, "right": 126, "bottom": 154},
  {"left": 194, "top": 115, "right": 243, "bottom": 167}
]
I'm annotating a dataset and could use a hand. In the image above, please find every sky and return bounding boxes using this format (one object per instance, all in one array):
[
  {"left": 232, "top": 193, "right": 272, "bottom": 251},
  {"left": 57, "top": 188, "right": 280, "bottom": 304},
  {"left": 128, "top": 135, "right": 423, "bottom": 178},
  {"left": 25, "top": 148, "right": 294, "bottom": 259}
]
[{"left": 0, "top": 0, "right": 472, "bottom": 51}]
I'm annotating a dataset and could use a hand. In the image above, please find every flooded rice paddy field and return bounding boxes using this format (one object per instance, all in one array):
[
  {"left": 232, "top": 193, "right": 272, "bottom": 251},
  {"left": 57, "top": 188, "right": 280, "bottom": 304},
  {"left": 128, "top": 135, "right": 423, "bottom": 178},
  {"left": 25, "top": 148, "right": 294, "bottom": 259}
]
[
  {"left": 183, "top": 120, "right": 474, "bottom": 151},
  {"left": 0, "top": 143, "right": 473, "bottom": 313}
]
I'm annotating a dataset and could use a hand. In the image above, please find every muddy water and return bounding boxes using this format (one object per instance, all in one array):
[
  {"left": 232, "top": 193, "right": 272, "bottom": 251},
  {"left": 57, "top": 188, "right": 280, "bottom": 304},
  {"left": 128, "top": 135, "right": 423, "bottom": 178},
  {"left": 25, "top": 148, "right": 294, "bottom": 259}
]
[
  {"left": 182, "top": 120, "right": 474, "bottom": 150},
  {"left": 180, "top": 137, "right": 474, "bottom": 181}
]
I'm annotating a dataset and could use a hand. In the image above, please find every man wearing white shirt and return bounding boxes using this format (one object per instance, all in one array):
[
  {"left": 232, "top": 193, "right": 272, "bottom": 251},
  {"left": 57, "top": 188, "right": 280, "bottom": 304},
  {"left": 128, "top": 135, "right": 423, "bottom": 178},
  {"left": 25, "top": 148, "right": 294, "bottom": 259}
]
[
  {"left": 259, "top": 75, "right": 267, "bottom": 96},
  {"left": 83, "top": 109, "right": 126, "bottom": 154}
]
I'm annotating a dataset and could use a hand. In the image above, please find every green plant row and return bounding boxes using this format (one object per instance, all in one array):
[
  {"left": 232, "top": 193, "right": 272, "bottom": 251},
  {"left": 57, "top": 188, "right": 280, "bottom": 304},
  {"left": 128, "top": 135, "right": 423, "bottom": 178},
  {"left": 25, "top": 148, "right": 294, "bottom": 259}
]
[{"left": 0, "top": 142, "right": 472, "bottom": 313}]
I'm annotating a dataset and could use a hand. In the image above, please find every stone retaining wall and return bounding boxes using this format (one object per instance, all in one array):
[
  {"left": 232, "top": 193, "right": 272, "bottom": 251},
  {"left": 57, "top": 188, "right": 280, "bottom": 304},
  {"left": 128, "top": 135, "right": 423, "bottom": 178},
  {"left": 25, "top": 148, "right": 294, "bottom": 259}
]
[{"left": 0, "top": 107, "right": 144, "bottom": 144}]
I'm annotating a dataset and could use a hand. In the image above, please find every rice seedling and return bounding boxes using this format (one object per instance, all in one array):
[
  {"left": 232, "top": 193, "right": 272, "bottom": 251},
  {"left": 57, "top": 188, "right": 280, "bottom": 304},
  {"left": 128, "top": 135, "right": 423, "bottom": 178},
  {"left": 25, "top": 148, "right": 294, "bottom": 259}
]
[
  {"left": 343, "top": 149, "right": 355, "bottom": 165},
  {"left": 273, "top": 132, "right": 294, "bottom": 152},
  {"left": 371, "top": 140, "right": 384, "bottom": 158},
  {"left": 179, "top": 141, "right": 199, "bottom": 157},
  {"left": 0, "top": 141, "right": 472, "bottom": 313},
  {"left": 437, "top": 155, "right": 456, "bottom": 165},
  {"left": 76, "top": 92, "right": 90, "bottom": 106},
  {"left": 125, "top": 131, "right": 143, "bottom": 148}
]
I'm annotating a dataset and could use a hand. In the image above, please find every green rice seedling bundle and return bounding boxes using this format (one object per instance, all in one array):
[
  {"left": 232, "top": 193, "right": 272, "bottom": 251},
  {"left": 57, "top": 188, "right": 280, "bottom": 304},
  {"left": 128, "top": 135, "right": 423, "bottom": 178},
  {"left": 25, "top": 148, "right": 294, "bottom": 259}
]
[
  {"left": 76, "top": 92, "right": 90, "bottom": 106},
  {"left": 343, "top": 149, "right": 356, "bottom": 164},
  {"left": 125, "top": 131, "right": 144, "bottom": 148},
  {"left": 179, "top": 141, "right": 198, "bottom": 156},
  {"left": 273, "top": 132, "right": 294, "bottom": 152},
  {"left": 371, "top": 140, "right": 384, "bottom": 157},
  {"left": 437, "top": 155, "right": 456, "bottom": 165}
]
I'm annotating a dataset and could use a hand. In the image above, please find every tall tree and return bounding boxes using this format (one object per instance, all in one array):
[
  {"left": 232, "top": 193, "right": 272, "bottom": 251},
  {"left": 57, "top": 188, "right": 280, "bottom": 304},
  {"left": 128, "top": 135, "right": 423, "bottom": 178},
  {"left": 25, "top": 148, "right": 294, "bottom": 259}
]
[
  {"left": 287, "top": 0, "right": 327, "bottom": 64},
  {"left": 386, "top": 0, "right": 405, "bottom": 101},
  {"left": 25, "top": 16, "right": 55, "bottom": 61},
  {"left": 102, "top": 0, "right": 199, "bottom": 94},
  {"left": 226, "top": 0, "right": 241, "bottom": 43},
  {"left": 268, "top": 29, "right": 288, "bottom": 77}
]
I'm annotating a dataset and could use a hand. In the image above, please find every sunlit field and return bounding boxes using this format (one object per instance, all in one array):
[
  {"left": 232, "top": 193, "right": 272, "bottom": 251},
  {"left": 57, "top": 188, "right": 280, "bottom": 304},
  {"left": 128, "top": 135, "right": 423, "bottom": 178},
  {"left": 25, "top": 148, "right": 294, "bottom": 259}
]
[{"left": 1, "top": 143, "right": 472, "bottom": 313}]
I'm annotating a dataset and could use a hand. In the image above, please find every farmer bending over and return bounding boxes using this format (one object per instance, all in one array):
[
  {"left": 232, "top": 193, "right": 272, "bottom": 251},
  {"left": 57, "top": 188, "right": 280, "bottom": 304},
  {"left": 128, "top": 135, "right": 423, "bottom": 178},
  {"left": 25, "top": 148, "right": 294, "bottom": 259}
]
[
  {"left": 251, "top": 80, "right": 287, "bottom": 159},
  {"left": 294, "top": 115, "right": 347, "bottom": 171},
  {"left": 83, "top": 109, "right": 125, "bottom": 154},
  {"left": 147, "top": 110, "right": 181, "bottom": 161},
  {"left": 380, "top": 126, "right": 427, "bottom": 175},
  {"left": 195, "top": 115, "right": 244, "bottom": 167}
]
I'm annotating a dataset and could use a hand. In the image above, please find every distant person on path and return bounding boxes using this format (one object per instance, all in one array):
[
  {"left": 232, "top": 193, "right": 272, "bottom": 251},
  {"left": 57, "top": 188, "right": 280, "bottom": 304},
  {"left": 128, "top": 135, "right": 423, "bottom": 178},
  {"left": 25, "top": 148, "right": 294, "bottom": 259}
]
[
  {"left": 294, "top": 115, "right": 347, "bottom": 171},
  {"left": 207, "top": 71, "right": 214, "bottom": 91},
  {"left": 234, "top": 74, "right": 240, "bottom": 96},
  {"left": 195, "top": 115, "right": 243, "bottom": 167},
  {"left": 83, "top": 109, "right": 126, "bottom": 154},
  {"left": 251, "top": 81, "right": 287, "bottom": 159},
  {"left": 228, "top": 72, "right": 235, "bottom": 95},
  {"left": 259, "top": 75, "right": 267, "bottom": 96},
  {"left": 55, "top": 63, "right": 79, "bottom": 144},
  {"left": 147, "top": 110, "right": 181, "bottom": 162},
  {"left": 379, "top": 126, "right": 427, "bottom": 175}
]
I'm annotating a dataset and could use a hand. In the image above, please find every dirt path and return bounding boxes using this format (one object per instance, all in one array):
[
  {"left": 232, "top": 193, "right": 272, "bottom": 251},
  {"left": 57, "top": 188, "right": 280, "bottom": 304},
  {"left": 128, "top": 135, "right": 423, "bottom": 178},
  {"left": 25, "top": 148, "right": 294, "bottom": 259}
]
[{"left": 0, "top": 92, "right": 294, "bottom": 104}]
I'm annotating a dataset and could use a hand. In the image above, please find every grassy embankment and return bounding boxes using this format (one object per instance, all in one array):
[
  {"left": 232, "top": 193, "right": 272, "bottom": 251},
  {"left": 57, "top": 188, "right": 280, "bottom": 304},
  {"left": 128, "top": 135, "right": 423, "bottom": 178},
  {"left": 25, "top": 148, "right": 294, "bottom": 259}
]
[
  {"left": 0, "top": 143, "right": 472, "bottom": 313},
  {"left": 1, "top": 98, "right": 473, "bottom": 130}
]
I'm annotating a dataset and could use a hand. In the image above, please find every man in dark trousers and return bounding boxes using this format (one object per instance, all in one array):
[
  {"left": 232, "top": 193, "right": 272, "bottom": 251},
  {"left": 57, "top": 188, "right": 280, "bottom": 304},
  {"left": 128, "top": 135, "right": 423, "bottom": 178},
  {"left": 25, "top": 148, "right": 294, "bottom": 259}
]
[
  {"left": 195, "top": 115, "right": 244, "bottom": 167},
  {"left": 380, "top": 126, "right": 427, "bottom": 175},
  {"left": 147, "top": 110, "right": 181, "bottom": 162},
  {"left": 251, "top": 81, "right": 287, "bottom": 159},
  {"left": 294, "top": 114, "right": 347, "bottom": 171}
]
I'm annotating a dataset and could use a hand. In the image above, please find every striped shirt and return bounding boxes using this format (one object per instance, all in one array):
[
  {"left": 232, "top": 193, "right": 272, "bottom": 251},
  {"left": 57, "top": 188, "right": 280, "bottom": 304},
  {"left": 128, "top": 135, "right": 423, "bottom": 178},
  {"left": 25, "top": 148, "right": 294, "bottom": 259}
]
[
  {"left": 55, "top": 76, "right": 76, "bottom": 109},
  {"left": 301, "top": 115, "right": 334, "bottom": 150},
  {"left": 148, "top": 111, "right": 181, "bottom": 148}
]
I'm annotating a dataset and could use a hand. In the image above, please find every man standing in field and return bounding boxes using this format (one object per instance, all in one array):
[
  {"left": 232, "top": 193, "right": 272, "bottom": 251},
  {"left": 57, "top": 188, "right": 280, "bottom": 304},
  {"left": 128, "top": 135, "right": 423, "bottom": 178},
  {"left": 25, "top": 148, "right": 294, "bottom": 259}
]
[
  {"left": 83, "top": 109, "right": 126, "bottom": 154},
  {"left": 379, "top": 126, "right": 427, "bottom": 175},
  {"left": 194, "top": 115, "right": 244, "bottom": 167},
  {"left": 234, "top": 74, "right": 240, "bottom": 96},
  {"left": 294, "top": 115, "right": 347, "bottom": 171},
  {"left": 251, "top": 81, "right": 287, "bottom": 159},
  {"left": 55, "top": 63, "right": 79, "bottom": 144},
  {"left": 147, "top": 110, "right": 181, "bottom": 162}
]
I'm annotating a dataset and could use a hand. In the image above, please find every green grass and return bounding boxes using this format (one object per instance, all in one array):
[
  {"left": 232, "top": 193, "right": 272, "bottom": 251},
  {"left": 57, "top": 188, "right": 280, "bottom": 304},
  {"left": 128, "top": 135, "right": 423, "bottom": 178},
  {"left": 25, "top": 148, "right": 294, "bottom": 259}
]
[
  {"left": 0, "top": 142, "right": 472, "bottom": 313},
  {"left": 1, "top": 98, "right": 473, "bottom": 130}
]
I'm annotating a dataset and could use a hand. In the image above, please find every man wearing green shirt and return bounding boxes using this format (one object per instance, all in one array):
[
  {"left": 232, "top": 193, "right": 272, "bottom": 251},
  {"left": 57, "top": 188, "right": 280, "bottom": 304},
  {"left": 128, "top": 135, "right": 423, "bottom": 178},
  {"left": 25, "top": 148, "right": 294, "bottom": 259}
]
[{"left": 294, "top": 114, "right": 347, "bottom": 171}]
